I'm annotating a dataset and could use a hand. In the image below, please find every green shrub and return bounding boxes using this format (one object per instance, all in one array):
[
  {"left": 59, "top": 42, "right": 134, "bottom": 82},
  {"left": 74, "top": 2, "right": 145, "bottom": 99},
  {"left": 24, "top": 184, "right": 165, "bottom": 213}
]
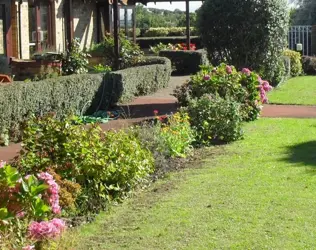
[
  {"left": 174, "top": 63, "right": 272, "bottom": 121},
  {"left": 62, "top": 38, "right": 90, "bottom": 75},
  {"left": 197, "top": 0, "right": 289, "bottom": 85},
  {"left": 159, "top": 49, "right": 209, "bottom": 74},
  {"left": 302, "top": 56, "right": 316, "bottom": 75},
  {"left": 283, "top": 49, "right": 303, "bottom": 76},
  {"left": 187, "top": 95, "right": 243, "bottom": 145},
  {"left": 0, "top": 57, "right": 171, "bottom": 140},
  {"left": 89, "top": 33, "right": 144, "bottom": 70},
  {"left": 16, "top": 114, "right": 154, "bottom": 213}
]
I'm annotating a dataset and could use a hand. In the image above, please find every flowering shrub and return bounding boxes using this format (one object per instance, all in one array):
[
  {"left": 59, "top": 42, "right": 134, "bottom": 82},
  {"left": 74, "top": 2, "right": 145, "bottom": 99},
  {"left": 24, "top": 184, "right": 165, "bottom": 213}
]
[
  {"left": 174, "top": 63, "right": 273, "bottom": 121},
  {"left": 0, "top": 163, "right": 65, "bottom": 249},
  {"left": 187, "top": 95, "right": 243, "bottom": 145}
]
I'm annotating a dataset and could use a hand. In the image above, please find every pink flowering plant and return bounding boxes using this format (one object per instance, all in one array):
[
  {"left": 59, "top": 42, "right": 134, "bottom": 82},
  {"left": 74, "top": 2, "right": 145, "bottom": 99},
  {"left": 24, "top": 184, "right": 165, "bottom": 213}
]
[
  {"left": 174, "top": 63, "right": 273, "bottom": 121},
  {"left": 0, "top": 162, "right": 65, "bottom": 249}
]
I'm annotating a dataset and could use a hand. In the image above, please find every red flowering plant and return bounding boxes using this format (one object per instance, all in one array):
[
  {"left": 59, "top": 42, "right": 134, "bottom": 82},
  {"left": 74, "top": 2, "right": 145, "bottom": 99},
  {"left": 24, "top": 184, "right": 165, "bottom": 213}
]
[
  {"left": 173, "top": 43, "right": 196, "bottom": 51},
  {"left": 0, "top": 162, "right": 65, "bottom": 249},
  {"left": 174, "top": 63, "right": 273, "bottom": 121}
]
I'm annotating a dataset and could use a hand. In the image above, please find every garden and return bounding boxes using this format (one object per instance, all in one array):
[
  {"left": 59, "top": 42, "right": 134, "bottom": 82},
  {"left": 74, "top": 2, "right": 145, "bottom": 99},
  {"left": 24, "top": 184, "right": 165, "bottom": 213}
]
[{"left": 3, "top": 0, "right": 316, "bottom": 249}]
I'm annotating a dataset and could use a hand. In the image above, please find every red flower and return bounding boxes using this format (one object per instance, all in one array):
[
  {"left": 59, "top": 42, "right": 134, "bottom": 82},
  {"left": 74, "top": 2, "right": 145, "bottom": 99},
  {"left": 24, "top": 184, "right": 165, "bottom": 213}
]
[{"left": 153, "top": 110, "right": 159, "bottom": 115}]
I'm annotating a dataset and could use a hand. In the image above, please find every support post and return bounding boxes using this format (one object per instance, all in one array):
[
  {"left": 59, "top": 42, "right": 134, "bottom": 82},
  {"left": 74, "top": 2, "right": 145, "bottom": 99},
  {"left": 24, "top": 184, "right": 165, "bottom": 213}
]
[
  {"left": 66, "top": 0, "right": 74, "bottom": 49},
  {"left": 185, "top": 0, "right": 190, "bottom": 50},
  {"left": 132, "top": 6, "right": 136, "bottom": 43},
  {"left": 113, "top": 0, "right": 120, "bottom": 69},
  {"left": 124, "top": 8, "right": 128, "bottom": 38}
]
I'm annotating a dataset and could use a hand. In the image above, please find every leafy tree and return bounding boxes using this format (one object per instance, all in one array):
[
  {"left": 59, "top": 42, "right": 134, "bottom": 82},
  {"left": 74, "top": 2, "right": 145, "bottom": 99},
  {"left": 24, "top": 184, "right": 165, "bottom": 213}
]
[
  {"left": 291, "top": 0, "right": 316, "bottom": 25},
  {"left": 197, "top": 0, "right": 289, "bottom": 85}
]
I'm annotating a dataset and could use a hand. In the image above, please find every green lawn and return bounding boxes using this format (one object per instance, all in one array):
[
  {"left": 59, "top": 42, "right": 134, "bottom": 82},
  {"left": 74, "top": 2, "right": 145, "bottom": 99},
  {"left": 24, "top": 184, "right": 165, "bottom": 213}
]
[
  {"left": 60, "top": 118, "right": 316, "bottom": 249},
  {"left": 268, "top": 76, "right": 316, "bottom": 105}
]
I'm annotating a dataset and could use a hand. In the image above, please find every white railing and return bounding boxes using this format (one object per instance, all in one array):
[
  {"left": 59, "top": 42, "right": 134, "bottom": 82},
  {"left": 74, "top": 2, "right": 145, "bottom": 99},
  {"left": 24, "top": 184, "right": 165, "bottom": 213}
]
[{"left": 288, "top": 26, "right": 312, "bottom": 56}]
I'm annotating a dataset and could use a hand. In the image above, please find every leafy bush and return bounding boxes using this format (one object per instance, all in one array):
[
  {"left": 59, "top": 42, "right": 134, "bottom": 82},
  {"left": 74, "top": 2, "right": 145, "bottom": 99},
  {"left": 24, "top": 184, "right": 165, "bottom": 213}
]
[
  {"left": 16, "top": 114, "right": 154, "bottom": 214},
  {"left": 283, "top": 49, "right": 303, "bottom": 76},
  {"left": 197, "top": 0, "right": 289, "bottom": 85},
  {"left": 174, "top": 63, "right": 272, "bottom": 121},
  {"left": 302, "top": 56, "right": 316, "bottom": 75},
  {"left": 159, "top": 49, "right": 209, "bottom": 74},
  {"left": 62, "top": 38, "right": 90, "bottom": 75},
  {"left": 89, "top": 34, "right": 144, "bottom": 70},
  {"left": 187, "top": 95, "right": 243, "bottom": 145}
]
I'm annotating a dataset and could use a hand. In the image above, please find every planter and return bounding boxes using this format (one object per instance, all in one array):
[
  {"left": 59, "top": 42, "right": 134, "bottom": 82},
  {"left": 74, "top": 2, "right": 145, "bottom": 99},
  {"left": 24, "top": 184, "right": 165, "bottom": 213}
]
[
  {"left": 88, "top": 56, "right": 105, "bottom": 67},
  {"left": 10, "top": 58, "right": 62, "bottom": 81}
]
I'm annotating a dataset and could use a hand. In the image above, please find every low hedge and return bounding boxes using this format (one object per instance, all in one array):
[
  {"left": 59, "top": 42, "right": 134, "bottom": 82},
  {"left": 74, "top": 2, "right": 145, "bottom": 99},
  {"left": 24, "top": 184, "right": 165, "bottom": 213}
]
[
  {"left": 136, "top": 36, "right": 201, "bottom": 49},
  {"left": 0, "top": 57, "right": 171, "bottom": 138},
  {"left": 142, "top": 27, "right": 198, "bottom": 37},
  {"left": 159, "top": 49, "right": 209, "bottom": 74},
  {"left": 302, "top": 56, "right": 316, "bottom": 75}
]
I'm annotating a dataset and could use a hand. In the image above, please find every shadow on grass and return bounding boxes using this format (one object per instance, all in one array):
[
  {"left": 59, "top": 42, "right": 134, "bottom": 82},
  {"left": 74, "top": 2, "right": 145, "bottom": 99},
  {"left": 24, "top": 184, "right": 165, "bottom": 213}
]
[{"left": 283, "top": 141, "right": 316, "bottom": 169}]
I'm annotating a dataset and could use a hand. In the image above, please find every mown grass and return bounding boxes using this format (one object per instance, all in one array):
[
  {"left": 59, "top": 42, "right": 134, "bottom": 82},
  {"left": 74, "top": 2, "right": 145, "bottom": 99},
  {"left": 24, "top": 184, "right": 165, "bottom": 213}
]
[
  {"left": 268, "top": 76, "right": 316, "bottom": 105},
  {"left": 58, "top": 118, "right": 316, "bottom": 249}
]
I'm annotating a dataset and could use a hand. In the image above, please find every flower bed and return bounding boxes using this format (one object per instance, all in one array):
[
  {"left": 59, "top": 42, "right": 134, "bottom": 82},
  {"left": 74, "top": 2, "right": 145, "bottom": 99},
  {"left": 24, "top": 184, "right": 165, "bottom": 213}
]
[{"left": 159, "top": 49, "right": 209, "bottom": 74}]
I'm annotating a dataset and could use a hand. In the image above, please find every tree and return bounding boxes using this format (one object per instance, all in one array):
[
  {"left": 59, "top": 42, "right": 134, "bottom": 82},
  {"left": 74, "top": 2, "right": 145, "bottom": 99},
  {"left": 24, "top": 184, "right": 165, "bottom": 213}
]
[
  {"left": 291, "top": 0, "right": 316, "bottom": 25},
  {"left": 197, "top": 0, "right": 289, "bottom": 85}
]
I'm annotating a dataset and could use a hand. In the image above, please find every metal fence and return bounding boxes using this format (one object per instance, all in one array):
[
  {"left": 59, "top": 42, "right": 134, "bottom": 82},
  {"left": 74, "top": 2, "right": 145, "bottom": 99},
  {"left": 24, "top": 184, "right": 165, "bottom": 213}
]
[{"left": 288, "top": 26, "right": 312, "bottom": 56}]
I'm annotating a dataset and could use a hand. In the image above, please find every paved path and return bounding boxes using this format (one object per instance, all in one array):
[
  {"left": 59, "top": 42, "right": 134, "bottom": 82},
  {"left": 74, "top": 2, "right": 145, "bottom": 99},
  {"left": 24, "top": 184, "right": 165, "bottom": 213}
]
[{"left": 1, "top": 75, "right": 316, "bottom": 163}]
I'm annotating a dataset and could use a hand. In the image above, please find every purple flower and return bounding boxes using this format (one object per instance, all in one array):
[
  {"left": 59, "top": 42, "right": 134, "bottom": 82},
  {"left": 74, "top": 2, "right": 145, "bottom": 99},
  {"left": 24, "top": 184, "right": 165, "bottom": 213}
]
[{"left": 203, "top": 75, "right": 210, "bottom": 81}]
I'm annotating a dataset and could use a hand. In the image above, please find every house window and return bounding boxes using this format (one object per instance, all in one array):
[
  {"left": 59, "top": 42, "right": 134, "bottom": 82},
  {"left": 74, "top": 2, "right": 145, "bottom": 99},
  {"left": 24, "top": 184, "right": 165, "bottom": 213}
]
[{"left": 28, "top": 0, "right": 55, "bottom": 56}]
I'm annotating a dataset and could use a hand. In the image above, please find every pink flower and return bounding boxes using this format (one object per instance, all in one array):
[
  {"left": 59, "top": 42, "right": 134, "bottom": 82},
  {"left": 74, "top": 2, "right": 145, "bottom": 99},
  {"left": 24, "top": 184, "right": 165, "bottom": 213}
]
[
  {"left": 22, "top": 246, "right": 35, "bottom": 250},
  {"left": 203, "top": 75, "right": 210, "bottom": 81},
  {"left": 226, "top": 65, "right": 232, "bottom": 74},
  {"left": 16, "top": 211, "right": 26, "bottom": 218},
  {"left": 28, "top": 219, "right": 66, "bottom": 240},
  {"left": 153, "top": 110, "right": 159, "bottom": 115},
  {"left": 38, "top": 172, "right": 61, "bottom": 214},
  {"left": 241, "top": 68, "right": 251, "bottom": 76},
  {"left": 0, "top": 161, "right": 6, "bottom": 168}
]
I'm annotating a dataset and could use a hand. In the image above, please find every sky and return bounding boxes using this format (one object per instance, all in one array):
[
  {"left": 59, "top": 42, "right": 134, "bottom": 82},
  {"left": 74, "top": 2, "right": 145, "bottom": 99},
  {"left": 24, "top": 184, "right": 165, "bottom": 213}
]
[
  {"left": 145, "top": 0, "right": 294, "bottom": 12},
  {"left": 145, "top": 2, "right": 203, "bottom": 12}
]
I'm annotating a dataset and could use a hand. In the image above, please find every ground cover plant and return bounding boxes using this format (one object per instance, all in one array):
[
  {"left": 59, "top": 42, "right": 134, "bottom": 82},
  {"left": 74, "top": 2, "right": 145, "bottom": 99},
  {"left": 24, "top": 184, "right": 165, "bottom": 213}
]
[
  {"left": 268, "top": 76, "right": 316, "bottom": 105},
  {"left": 55, "top": 118, "right": 316, "bottom": 249}
]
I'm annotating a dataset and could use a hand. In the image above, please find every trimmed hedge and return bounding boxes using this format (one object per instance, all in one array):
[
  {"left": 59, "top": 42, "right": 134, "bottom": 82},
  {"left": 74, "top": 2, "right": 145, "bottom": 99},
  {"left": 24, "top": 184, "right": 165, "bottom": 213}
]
[
  {"left": 136, "top": 36, "right": 201, "bottom": 49},
  {"left": 0, "top": 57, "right": 171, "bottom": 136},
  {"left": 143, "top": 27, "right": 198, "bottom": 37},
  {"left": 302, "top": 56, "right": 316, "bottom": 75},
  {"left": 282, "top": 49, "right": 303, "bottom": 76},
  {"left": 159, "top": 49, "right": 209, "bottom": 74}
]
